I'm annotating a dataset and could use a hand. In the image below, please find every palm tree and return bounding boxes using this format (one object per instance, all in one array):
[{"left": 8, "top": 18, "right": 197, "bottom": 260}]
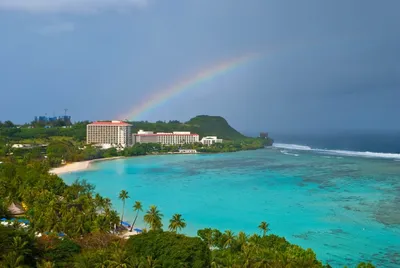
[
  {"left": 12, "top": 236, "right": 31, "bottom": 257},
  {"left": 130, "top": 201, "right": 143, "bottom": 232},
  {"left": 1, "top": 236, "right": 32, "bottom": 268},
  {"left": 103, "top": 198, "right": 112, "bottom": 214},
  {"left": 118, "top": 190, "right": 129, "bottom": 224},
  {"left": 73, "top": 254, "right": 92, "bottom": 268},
  {"left": 37, "top": 260, "right": 56, "bottom": 268},
  {"left": 237, "top": 231, "right": 248, "bottom": 249},
  {"left": 241, "top": 243, "right": 254, "bottom": 268},
  {"left": 168, "top": 214, "right": 186, "bottom": 233},
  {"left": 106, "top": 241, "right": 128, "bottom": 267},
  {"left": 141, "top": 256, "right": 160, "bottom": 268},
  {"left": 1, "top": 251, "right": 25, "bottom": 268},
  {"left": 258, "top": 221, "right": 269, "bottom": 237},
  {"left": 94, "top": 193, "right": 104, "bottom": 209},
  {"left": 223, "top": 230, "right": 235, "bottom": 249},
  {"left": 248, "top": 234, "right": 262, "bottom": 254},
  {"left": 143, "top": 205, "right": 163, "bottom": 231},
  {"left": 108, "top": 210, "right": 120, "bottom": 232}
]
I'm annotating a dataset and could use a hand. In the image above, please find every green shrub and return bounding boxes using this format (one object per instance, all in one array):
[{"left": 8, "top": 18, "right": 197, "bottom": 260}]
[
  {"left": 42, "top": 238, "right": 81, "bottom": 264},
  {"left": 126, "top": 230, "right": 211, "bottom": 268}
]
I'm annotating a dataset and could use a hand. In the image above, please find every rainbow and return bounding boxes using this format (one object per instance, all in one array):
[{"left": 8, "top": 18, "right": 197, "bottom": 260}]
[{"left": 121, "top": 53, "right": 261, "bottom": 120}]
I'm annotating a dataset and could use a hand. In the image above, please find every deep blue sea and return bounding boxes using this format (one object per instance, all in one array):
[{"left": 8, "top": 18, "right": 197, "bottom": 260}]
[
  {"left": 62, "top": 134, "right": 400, "bottom": 267},
  {"left": 272, "top": 131, "right": 400, "bottom": 154}
]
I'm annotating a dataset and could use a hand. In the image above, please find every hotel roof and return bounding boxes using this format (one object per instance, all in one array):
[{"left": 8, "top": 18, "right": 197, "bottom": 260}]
[
  {"left": 135, "top": 133, "right": 199, "bottom": 136},
  {"left": 89, "top": 121, "right": 132, "bottom": 126}
]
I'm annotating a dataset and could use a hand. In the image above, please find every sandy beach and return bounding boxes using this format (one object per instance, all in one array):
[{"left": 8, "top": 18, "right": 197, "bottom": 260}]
[{"left": 50, "top": 157, "right": 124, "bottom": 175}]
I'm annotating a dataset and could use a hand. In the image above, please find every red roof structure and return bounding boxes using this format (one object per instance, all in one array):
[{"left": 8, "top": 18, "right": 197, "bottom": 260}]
[
  {"left": 135, "top": 133, "right": 199, "bottom": 136},
  {"left": 89, "top": 121, "right": 132, "bottom": 126}
]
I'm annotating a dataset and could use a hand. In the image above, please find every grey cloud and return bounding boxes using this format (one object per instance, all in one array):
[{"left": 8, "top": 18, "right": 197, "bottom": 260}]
[{"left": 1, "top": 0, "right": 399, "bottom": 132}]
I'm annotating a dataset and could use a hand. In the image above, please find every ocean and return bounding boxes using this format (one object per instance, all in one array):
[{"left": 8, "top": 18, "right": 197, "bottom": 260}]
[
  {"left": 272, "top": 131, "right": 400, "bottom": 154},
  {"left": 61, "top": 135, "right": 400, "bottom": 267}
]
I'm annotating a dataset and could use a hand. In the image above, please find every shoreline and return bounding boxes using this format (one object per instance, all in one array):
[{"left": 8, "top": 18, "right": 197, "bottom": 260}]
[
  {"left": 49, "top": 156, "right": 124, "bottom": 175},
  {"left": 50, "top": 148, "right": 267, "bottom": 175},
  {"left": 49, "top": 152, "right": 203, "bottom": 175},
  {"left": 49, "top": 153, "right": 199, "bottom": 175}
]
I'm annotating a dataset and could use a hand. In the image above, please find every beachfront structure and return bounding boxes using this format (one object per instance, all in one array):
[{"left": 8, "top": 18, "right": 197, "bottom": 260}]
[
  {"left": 11, "top": 144, "right": 47, "bottom": 149},
  {"left": 200, "top": 136, "right": 223, "bottom": 146},
  {"left": 87, "top": 121, "right": 133, "bottom": 148},
  {"left": 178, "top": 149, "right": 198, "bottom": 154},
  {"left": 8, "top": 202, "right": 25, "bottom": 215},
  {"left": 133, "top": 130, "right": 199, "bottom": 145}
]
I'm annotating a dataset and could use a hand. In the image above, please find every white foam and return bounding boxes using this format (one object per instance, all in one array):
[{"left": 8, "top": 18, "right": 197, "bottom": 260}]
[
  {"left": 319, "top": 149, "right": 400, "bottom": 159},
  {"left": 273, "top": 143, "right": 400, "bottom": 160},
  {"left": 280, "top": 150, "right": 299, "bottom": 157},
  {"left": 274, "top": 143, "right": 312, "bottom": 151}
]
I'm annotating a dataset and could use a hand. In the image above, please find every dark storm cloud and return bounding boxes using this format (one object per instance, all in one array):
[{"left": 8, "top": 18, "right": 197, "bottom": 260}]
[{"left": 0, "top": 0, "right": 399, "bottom": 132}]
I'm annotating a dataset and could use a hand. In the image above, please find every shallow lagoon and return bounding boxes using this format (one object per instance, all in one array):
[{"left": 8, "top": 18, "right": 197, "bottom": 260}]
[{"left": 62, "top": 148, "right": 400, "bottom": 267}]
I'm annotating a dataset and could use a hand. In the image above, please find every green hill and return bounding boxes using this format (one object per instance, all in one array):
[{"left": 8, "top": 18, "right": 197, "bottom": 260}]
[
  {"left": 185, "top": 115, "right": 246, "bottom": 140},
  {"left": 1, "top": 116, "right": 260, "bottom": 143},
  {"left": 131, "top": 115, "right": 246, "bottom": 140}
]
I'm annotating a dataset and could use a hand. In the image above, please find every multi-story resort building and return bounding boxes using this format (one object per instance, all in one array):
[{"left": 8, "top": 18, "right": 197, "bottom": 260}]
[
  {"left": 87, "top": 121, "right": 132, "bottom": 148},
  {"left": 133, "top": 130, "right": 199, "bottom": 145},
  {"left": 200, "top": 136, "right": 223, "bottom": 145}
]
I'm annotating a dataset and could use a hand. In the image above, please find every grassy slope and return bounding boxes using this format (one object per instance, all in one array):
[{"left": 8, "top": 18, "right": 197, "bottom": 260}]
[
  {"left": 185, "top": 115, "right": 245, "bottom": 140},
  {"left": 131, "top": 115, "right": 246, "bottom": 140}
]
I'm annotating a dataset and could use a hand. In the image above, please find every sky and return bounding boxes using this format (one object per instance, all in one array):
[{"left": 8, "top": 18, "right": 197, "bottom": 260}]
[{"left": 0, "top": 0, "right": 399, "bottom": 133}]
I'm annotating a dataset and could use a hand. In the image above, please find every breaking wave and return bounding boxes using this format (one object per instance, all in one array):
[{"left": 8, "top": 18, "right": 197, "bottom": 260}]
[
  {"left": 280, "top": 150, "right": 299, "bottom": 157},
  {"left": 273, "top": 143, "right": 400, "bottom": 160},
  {"left": 274, "top": 143, "right": 312, "bottom": 151}
]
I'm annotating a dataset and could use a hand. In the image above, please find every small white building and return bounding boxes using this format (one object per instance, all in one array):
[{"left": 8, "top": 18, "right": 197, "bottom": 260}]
[
  {"left": 11, "top": 144, "right": 33, "bottom": 149},
  {"left": 178, "top": 149, "right": 198, "bottom": 154},
  {"left": 200, "top": 136, "right": 223, "bottom": 146},
  {"left": 12, "top": 144, "right": 25, "bottom": 149}
]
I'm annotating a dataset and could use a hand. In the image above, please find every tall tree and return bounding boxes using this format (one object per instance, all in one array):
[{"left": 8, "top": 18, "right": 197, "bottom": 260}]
[
  {"left": 130, "top": 201, "right": 143, "bottom": 232},
  {"left": 258, "top": 221, "right": 269, "bottom": 237},
  {"left": 118, "top": 190, "right": 130, "bottom": 224},
  {"left": 1, "top": 236, "right": 32, "bottom": 268},
  {"left": 168, "top": 214, "right": 186, "bottom": 233},
  {"left": 223, "top": 230, "right": 235, "bottom": 249},
  {"left": 3, "top": 120, "right": 15, "bottom": 128},
  {"left": 143, "top": 205, "right": 163, "bottom": 231},
  {"left": 103, "top": 198, "right": 112, "bottom": 213},
  {"left": 108, "top": 210, "right": 120, "bottom": 232}
]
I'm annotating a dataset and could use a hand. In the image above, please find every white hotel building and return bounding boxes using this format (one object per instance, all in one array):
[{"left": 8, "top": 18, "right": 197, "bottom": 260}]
[
  {"left": 133, "top": 130, "right": 199, "bottom": 145},
  {"left": 87, "top": 121, "right": 132, "bottom": 148},
  {"left": 200, "top": 136, "right": 223, "bottom": 145}
]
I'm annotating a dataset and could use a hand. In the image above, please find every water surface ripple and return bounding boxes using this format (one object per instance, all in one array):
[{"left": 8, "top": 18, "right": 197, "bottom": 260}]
[{"left": 62, "top": 148, "right": 400, "bottom": 267}]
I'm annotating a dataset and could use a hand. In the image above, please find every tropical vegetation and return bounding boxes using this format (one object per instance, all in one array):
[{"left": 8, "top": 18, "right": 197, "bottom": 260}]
[
  {"left": 144, "top": 205, "right": 163, "bottom": 231},
  {"left": 119, "top": 190, "right": 130, "bottom": 223},
  {"left": 130, "top": 201, "right": 143, "bottom": 232},
  {"left": 0, "top": 119, "right": 377, "bottom": 267},
  {"left": 0, "top": 116, "right": 273, "bottom": 168},
  {"left": 168, "top": 214, "right": 186, "bottom": 233}
]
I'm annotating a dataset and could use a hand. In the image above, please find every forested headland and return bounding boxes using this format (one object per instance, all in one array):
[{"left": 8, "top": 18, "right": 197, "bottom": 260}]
[{"left": 0, "top": 116, "right": 272, "bottom": 167}]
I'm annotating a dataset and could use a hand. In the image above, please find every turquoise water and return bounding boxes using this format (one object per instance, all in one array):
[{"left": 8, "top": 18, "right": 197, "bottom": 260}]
[{"left": 62, "top": 148, "right": 400, "bottom": 267}]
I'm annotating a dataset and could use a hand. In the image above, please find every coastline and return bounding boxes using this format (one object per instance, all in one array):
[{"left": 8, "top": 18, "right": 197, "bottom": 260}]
[
  {"left": 49, "top": 156, "right": 124, "bottom": 175},
  {"left": 49, "top": 153, "right": 200, "bottom": 175},
  {"left": 50, "top": 148, "right": 268, "bottom": 175}
]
